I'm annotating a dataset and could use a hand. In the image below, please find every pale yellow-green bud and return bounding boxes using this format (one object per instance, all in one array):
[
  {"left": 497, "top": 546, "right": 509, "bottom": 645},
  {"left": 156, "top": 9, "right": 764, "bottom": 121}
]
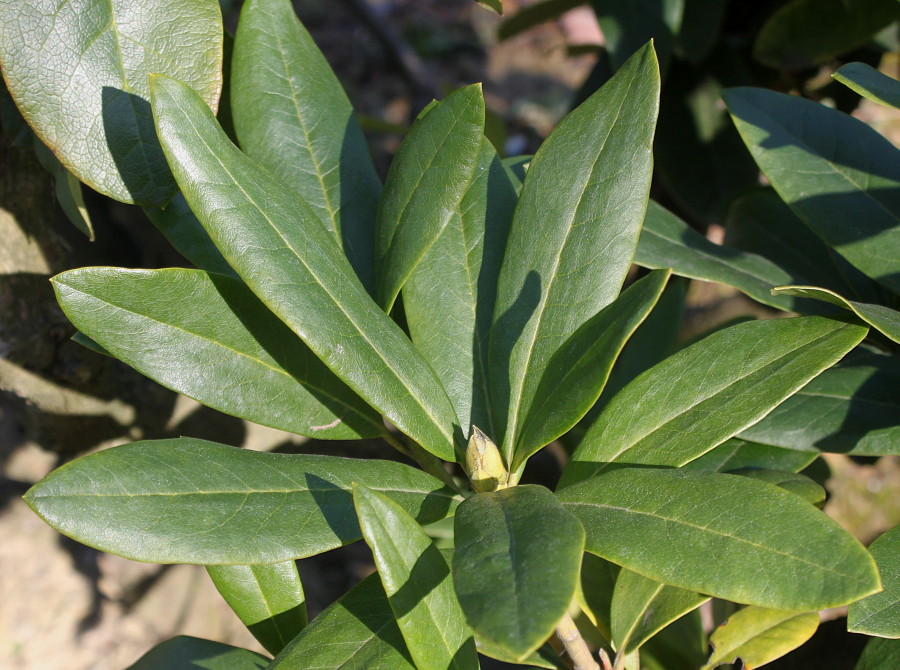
[{"left": 465, "top": 425, "right": 508, "bottom": 492}]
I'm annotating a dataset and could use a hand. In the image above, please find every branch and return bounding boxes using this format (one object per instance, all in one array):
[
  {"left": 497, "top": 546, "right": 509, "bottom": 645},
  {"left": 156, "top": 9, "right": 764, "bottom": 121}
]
[{"left": 556, "top": 612, "right": 600, "bottom": 670}]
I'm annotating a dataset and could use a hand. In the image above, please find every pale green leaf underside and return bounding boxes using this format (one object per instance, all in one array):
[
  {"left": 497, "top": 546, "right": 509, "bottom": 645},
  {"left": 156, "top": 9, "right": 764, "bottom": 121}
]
[
  {"left": 849, "top": 525, "right": 900, "bottom": 638},
  {"left": 703, "top": 606, "right": 819, "bottom": 669},
  {"left": 834, "top": 62, "right": 900, "bottom": 110},
  {"left": 24, "top": 438, "right": 459, "bottom": 564}
]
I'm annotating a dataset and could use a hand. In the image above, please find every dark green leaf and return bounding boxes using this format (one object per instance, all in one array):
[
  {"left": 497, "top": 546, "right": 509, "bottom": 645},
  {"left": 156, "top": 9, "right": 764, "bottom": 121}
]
[
  {"left": 753, "top": 0, "right": 900, "bottom": 70},
  {"left": 589, "top": 0, "right": 683, "bottom": 74},
  {"left": 772, "top": 286, "right": 900, "bottom": 344},
  {"left": 640, "top": 609, "right": 707, "bottom": 670},
  {"left": 497, "top": 0, "right": 585, "bottom": 41},
  {"left": 562, "top": 317, "right": 867, "bottom": 486},
  {"left": 33, "top": 139, "right": 94, "bottom": 240},
  {"left": 353, "top": 484, "right": 478, "bottom": 670},
  {"left": 269, "top": 573, "right": 417, "bottom": 670},
  {"left": 376, "top": 85, "right": 486, "bottom": 311},
  {"left": 834, "top": 62, "right": 900, "bottom": 110},
  {"left": 207, "top": 562, "right": 306, "bottom": 656},
  {"left": 849, "top": 525, "right": 900, "bottom": 638},
  {"left": 855, "top": 637, "right": 900, "bottom": 670},
  {"left": 53, "top": 268, "right": 383, "bottom": 440},
  {"left": 579, "top": 553, "right": 620, "bottom": 640},
  {"left": 232, "top": 0, "right": 381, "bottom": 293},
  {"left": 673, "top": 0, "right": 727, "bottom": 63},
  {"left": 557, "top": 468, "right": 881, "bottom": 610},
  {"left": 739, "top": 349, "right": 900, "bottom": 457},
  {"left": 0, "top": 0, "right": 223, "bottom": 205},
  {"left": 515, "top": 269, "right": 670, "bottom": 466},
  {"left": 125, "top": 636, "right": 268, "bottom": 670},
  {"left": 727, "top": 469, "right": 826, "bottom": 506},
  {"left": 150, "top": 76, "right": 460, "bottom": 460},
  {"left": 403, "top": 138, "right": 517, "bottom": 435},
  {"left": 490, "top": 43, "right": 659, "bottom": 461},
  {"left": 477, "top": 0, "right": 504, "bottom": 14},
  {"left": 611, "top": 570, "right": 708, "bottom": 655},
  {"left": 501, "top": 155, "right": 531, "bottom": 194},
  {"left": 682, "top": 439, "right": 818, "bottom": 474},
  {"left": 24, "top": 438, "right": 460, "bottom": 564},
  {"left": 702, "top": 606, "right": 819, "bottom": 669},
  {"left": 453, "top": 485, "right": 585, "bottom": 661},
  {"left": 724, "top": 86, "right": 900, "bottom": 293}
]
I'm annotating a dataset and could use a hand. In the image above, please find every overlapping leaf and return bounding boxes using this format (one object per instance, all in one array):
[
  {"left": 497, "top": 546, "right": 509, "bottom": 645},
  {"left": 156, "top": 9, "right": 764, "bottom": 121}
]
[
  {"left": 727, "top": 469, "right": 825, "bottom": 506},
  {"left": 849, "top": 525, "right": 900, "bottom": 638},
  {"left": 834, "top": 63, "right": 900, "bottom": 109},
  {"left": 589, "top": 0, "right": 683, "bottom": 74},
  {"left": 24, "top": 438, "right": 460, "bottom": 564},
  {"left": 126, "top": 636, "right": 268, "bottom": 670},
  {"left": 683, "top": 439, "right": 818, "bottom": 474},
  {"left": 772, "top": 286, "right": 900, "bottom": 344},
  {"left": 702, "top": 606, "right": 819, "bottom": 669},
  {"left": 855, "top": 637, "right": 900, "bottom": 670}
]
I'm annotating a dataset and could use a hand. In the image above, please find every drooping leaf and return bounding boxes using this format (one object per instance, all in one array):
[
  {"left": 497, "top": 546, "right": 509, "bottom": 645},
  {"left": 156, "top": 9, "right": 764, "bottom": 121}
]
[
  {"left": 206, "top": 562, "right": 306, "bottom": 656},
  {"left": 702, "top": 606, "right": 819, "bottom": 669},
  {"left": 125, "top": 636, "right": 269, "bottom": 670},
  {"left": 0, "top": 0, "right": 223, "bottom": 205},
  {"left": 515, "top": 269, "right": 670, "bottom": 466},
  {"left": 589, "top": 0, "right": 684, "bottom": 74},
  {"left": 232, "top": 0, "right": 381, "bottom": 293},
  {"left": 753, "top": 0, "right": 900, "bottom": 70},
  {"left": 562, "top": 317, "right": 867, "bottom": 486},
  {"left": 375, "top": 85, "right": 486, "bottom": 311},
  {"left": 855, "top": 637, "right": 900, "bottom": 670},
  {"left": 353, "top": 484, "right": 479, "bottom": 670},
  {"left": 557, "top": 467, "right": 881, "bottom": 610},
  {"left": 772, "top": 286, "right": 900, "bottom": 344},
  {"left": 52, "top": 268, "right": 384, "bottom": 440},
  {"left": 24, "top": 438, "right": 460, "bottom": 564},
  {"left": 611, "top": 570, "right": 708, "bottom": 655},
  {"left": 497, "top": 0, "right": 585, "bottom": 41},
  {"left": 269, "top": 573, "right": 416, "bottom": 670},
  {"left": 739, "top": 349, "right": 900, "bottom": 457},
  {"left": 453, "top": 485, "right": 585, "bottom": 661},
  {"left": 849, "top": 525, "right": 900, "bottom": 638},
  {"left": 403, "top": 138, "right": 517, "bottom": 435},
  {"left": 682, "top": 439, "right": 818, "bottom": 474},
  {"left": 490, "top": 43, "right": 659, "bottom": 461},
  {"left": 150, "top": 75, "right": 461, "bottom": 460},
  {"left": 724, "top": 86, "right": 900, "bottom": 294},
  {"left": 834, "top": 62, "right": 900, "bottom": 109},
  {"left": 33, "top": 139, "right": 94, "bottom": 239},
  {"left": 726, "top": 469, "right": 826, "bottom": 506}
]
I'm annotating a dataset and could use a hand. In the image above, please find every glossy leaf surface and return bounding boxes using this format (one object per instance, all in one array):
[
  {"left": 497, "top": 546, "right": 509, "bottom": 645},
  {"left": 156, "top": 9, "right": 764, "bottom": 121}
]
[
  {"left": 403, "top": 137, "right": 517, "bottom": 434},
  {"left": 453, "top": 485, "right": 585, "bottom": 660},
  {"left": 270, "top": 573, "right": 416, "bottom": 670},
  {"left": 353, "top": 484, "right": 478, "bottom": 670},
  {"left": 849, "top": 525, "right": 900, "bottom": 638},
  {"left": 611, "top": 570, "right": 708, "bottom": 655},
  {"left": 232, "top": 0, "right": 381, "bottom": 292},
  {"left": 772, "top": 286, "right": 900, "bottom": 344},
  {"left": 558, "top": 468, "right": 881, "bottom": 610},
  {"left": 683, "top": 439, "right": 818, "bottom": 474},
  {"left": 564, "top": 317, "right": 867, "bottom": 485},
  {"left": 151, "top": 76, "right": 460, "bottom": 460},
  {"left": 24, "top": 438, "right": 459, "bottom": 564},
  {"left": 855, "top": 637, "right": 900, "bottom": 670},
  {"left": 702, "top": 606, "right": 819, "bottom": 669},
  {"left": 515, "top": 269, "right": 670, "bottom": 466},
  {"left": 0, "top": 0, "right": 222, "bottom": 205},
  {"left": 834, "top": 62, "right": 900, "bottom": 109},
  {"left": 724, "top": 86, "right": 900, "bottom": 293},
  {"left": 491, "top": 43, "right": 659, "bottom": 460},
  {"left": 125, "top": 636, "right": 268, "bottom": 670},
  {"left": 375, "top": 85, "right": 485, "bottom": 311},
  {"left": 53, "top": 268, "right": 383, "bottom": 440},
  {"left": 206, "top": 562, "right": 306, "bottom": 655},
  {"left": 739, "top": 350, "right": 900, "bottom": 457}
]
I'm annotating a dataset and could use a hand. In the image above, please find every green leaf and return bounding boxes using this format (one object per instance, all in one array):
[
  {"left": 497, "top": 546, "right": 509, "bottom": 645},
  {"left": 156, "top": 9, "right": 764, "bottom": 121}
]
[
  {"left": 849, "top": 525, "right": 900, "bottom": 638},
  {"left": 772, "top": 286, "right": 900, "bottom": 344},
  {"left": 557, "top": 467, "right": 881, "bottom": 610},
  {"left": 514, "top": 269, "right": 670, "bottom": 467},
  {"left": 739, "top": 349, "right": 900, "bottom": 457},
  {"left": 834, "top": 62, "right": 900, "bottom": 110},
  {"left": 24, "top": 438, "right": 460, "bottom": 564},
  {"left": 579, "top": 553, "right": 620, "bottom": 640},
  {"left": 0, "top": 0, "right": 223, "bottom": 205},
  {"left": 682, "top": 439, "right": 818, "bottom": 474},
  {"left": 52, "top": 268, "right": 383, "bottom": 440},
  {"left": 150, "top": 75, "right": 461, "bottom": 461},
  {"left": 403, "top": 138, "right": 517, "bottom": 435},
  {"left": 497, "top": 0, "right": 585, "bottom": 41},
  {"left": 490, "top": 43, "right": 659, "bottom": 461},
  {"left": 232, "top": 0, "right": 381, "bottom": 293},
  {"left": 269, "top": 573, "right": 416, "bottom": 670},
  {"left": 476, "top": 640, "right": 566, "bottom": 669},
  {"left": 375, "top": 85, "right": 485, "bottom": 311},
  {"left": 753, "top": 0, "right": 900, "bottom": 70},
  {"left": 589, "top": 0, "right": 684, "bottom": 74},
  {"left": 636, "top": 201, "right": 809, "bottom": 313},
  {"left": 125, "top": 636, "right": 269, "bottom": 670},
  {"left": 207, "top": 562, "right": 306, "bottom": 656},
  {"left": 855, "top": 637, "right": 900, "bottom": 670},
  {"left": 502, "top": 155, "right": 531, "bottom": 194},
  {"left": 477, "top": 0, "right": 504, "bottom": 14},
  {"left": 353, "top": 484, "right": 479, "bottom": 670},
  {"left": 724, "top": 86, "right": 900, "bottom": 294},
  {"left": 640, "top": 609, "right": 708, "bottom": 670},
  {"left": 453, "top": 485, "right": 585, "bottom": 661},
  {"left": 562, "top": 317, "right": 867, "bottom": 486},
  {"left": 673, "top": 0, "right": 727, "bottom": 63},
  {"left": 611, "top": 570, "right": 708, "bottom": 655},
  {"left": 727, "top": 469, "right": 826, "bottom": 506},
  {"left": 33, "top": 139, "right": 94, "bottom": 240},
  {"left": 143, "top": 193, "right": 237, "bottom": 277},
  {"left": 702, "top": 606, "right": 819, "bottom": 669}
]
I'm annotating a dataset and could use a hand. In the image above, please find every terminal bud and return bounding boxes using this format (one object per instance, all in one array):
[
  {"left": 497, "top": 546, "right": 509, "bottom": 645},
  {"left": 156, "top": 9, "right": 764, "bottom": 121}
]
[{"left": 465, "top": 425, "right": 508, "bottom": 492}]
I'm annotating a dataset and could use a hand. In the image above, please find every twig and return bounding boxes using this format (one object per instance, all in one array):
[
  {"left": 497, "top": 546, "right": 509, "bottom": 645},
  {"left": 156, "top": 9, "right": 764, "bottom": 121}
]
[
  {"left": 381, "top": 431, "right": 465, "bottom": 494},
  {"left": 556, "top": 612, "right": 600, "bottom": 670}
]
